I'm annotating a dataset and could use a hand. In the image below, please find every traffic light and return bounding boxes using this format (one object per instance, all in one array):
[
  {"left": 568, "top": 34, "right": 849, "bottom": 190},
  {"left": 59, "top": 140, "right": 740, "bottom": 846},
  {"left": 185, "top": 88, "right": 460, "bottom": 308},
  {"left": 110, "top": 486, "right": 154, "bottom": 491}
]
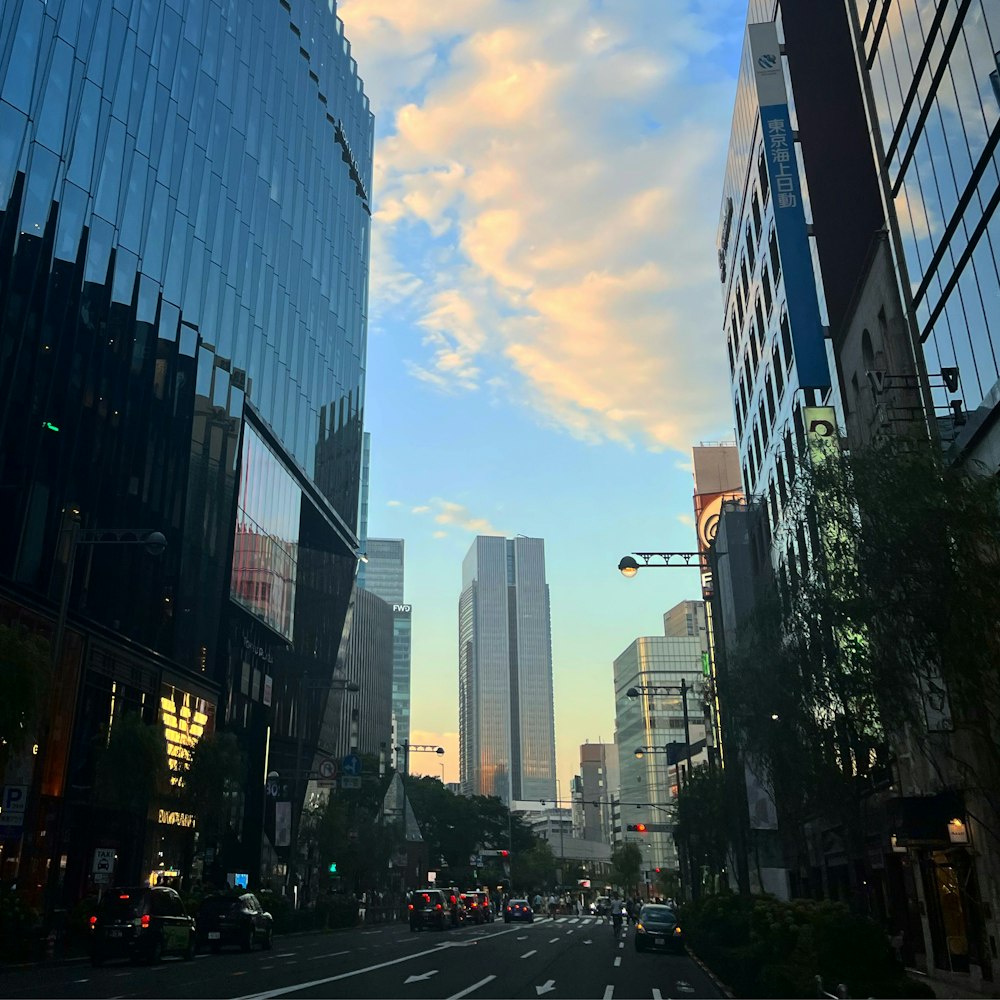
[
  {"left": 626, "top": 823, "right": 648, "bottom": 833},
  {"left": 328, "top": 862, "right": 338, "bottom": 873},
  {"left": 499, "top": 850, "right": 510, "bottom": 858},
  {"left": 654, "top": 867, "right": 662, "bottom": 874}
]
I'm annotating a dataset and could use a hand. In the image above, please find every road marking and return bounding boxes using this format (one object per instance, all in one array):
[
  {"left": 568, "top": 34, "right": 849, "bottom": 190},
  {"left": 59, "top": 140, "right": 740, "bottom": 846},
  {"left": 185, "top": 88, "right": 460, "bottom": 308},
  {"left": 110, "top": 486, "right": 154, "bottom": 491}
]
[
  {"left": 548, "top": 937, "right": 559, "bottom": 943},
  {"left": 306, "top": 950, "right": 350, "bottom": 961},
  {"left": 619, "top": 941, "right": 625, "bottom": 949},
  {"left": 536, "top": 980, "right": 556, "bottom": 996},
  {"left": 234, "top": 943, "right": 489, "bottom": 1000},
  {"left": 232, "top": 970, "right": 248, "bottom": 976},
  {"left": 445, "top": 975, "right": 497, "bottom": 1000},
  {"left": 260, "top": 965, "right": 273, "bottom": 970},
  {"left": 557, "top": 917, "right": 567, "bottom": 923},
  {"left": 614, "top": 957, "right": 622, "bottom": 967},
  {"left": 404, "top": 970, "right": 439, "bottom": 983},
  {"left": 603, "top": 987, "right": 614, "bottom": 999},
  {"left": 520, "top": 950, "right": 537, "bottom": 959},
  {"left": 362, "top": 930, "right": 384, "bottom": 936},
  {"left": 517, "top": 935, "right": 528, "bottom": 940},
  {"left": 652, "top": 990, "right": 664, "bottom": 1000},
  {"left": 583, "top": 939, "right": 593, "bottom": 945},
  {"left": 73, "top": 979, "right": 89, "bottom": 984},
  {"left": 196, "top": 953, "right": 210, "bottom": 959},
  {"left": 566, "top": 929, "right": 574, "bottom": 934},
  {"left": 569, "top": 917, "right": 579, "bottom": 923},
  {"left": 275, "top": 952, "right": 296, "bottom": 958}
]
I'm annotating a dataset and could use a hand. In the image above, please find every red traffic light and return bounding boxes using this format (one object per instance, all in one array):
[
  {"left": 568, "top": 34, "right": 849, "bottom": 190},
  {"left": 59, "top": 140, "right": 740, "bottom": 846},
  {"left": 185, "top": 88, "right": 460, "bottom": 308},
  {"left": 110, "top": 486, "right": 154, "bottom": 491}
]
[
  {"left": 636, "top": 823, "right": 647, "bottom": 833},
  {"left": 654, "top": 867, "right": 662, "bottom": 874},
  {"left": 499, "top": 850, "right": 510, "bottom": 858}
]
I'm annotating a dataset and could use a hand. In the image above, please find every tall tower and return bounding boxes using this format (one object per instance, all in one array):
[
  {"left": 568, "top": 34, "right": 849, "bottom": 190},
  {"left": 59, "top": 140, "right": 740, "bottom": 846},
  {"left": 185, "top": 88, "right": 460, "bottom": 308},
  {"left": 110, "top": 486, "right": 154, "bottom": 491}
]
[
  {"left": 359, "top": 538, "right": 411, "bottom": 759},
  {"left": 459, "top": 536, "right": 556, "bottom": 805}
]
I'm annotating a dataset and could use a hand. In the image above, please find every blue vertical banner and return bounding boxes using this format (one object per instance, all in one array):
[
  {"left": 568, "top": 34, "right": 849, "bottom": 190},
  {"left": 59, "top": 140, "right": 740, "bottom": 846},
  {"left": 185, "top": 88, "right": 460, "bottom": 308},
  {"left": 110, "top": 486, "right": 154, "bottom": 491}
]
[{"left": 749, "top": 23, "right": 831, "bottom": 391}]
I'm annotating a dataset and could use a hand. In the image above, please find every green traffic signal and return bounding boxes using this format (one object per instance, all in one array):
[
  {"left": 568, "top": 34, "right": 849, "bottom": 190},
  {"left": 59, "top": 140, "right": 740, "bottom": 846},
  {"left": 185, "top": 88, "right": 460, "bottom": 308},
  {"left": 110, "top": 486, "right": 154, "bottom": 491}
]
[
  {"left": 42, "top": 421, "right": 60, "bottom": 432},
  {"left": 328, "top": 862, "right": 338, "bottom": 873}
]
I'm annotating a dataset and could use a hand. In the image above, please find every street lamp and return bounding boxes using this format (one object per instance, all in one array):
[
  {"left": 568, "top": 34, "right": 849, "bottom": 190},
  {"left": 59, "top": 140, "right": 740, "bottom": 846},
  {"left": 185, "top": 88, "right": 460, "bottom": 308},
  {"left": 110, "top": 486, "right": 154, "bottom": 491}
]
[{"left": 627, "top": 682, "right": 694, "bottom": 774}]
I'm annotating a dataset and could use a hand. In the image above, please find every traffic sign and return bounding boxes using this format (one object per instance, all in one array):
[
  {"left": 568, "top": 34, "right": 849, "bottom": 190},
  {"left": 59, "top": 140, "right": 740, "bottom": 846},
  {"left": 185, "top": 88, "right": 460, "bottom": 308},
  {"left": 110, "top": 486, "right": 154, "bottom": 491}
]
[
  {"left": 319, "top": 759, "right": 337, "bottom": 780},
  {"left": 93, "top": 847, "right": 115, "bottom": 875},
  {"left": 340, "top": 775, "right": 361, "bottom": 790},
  {"left": 341, "top": 753, "right": 361, "bottom": 777}
]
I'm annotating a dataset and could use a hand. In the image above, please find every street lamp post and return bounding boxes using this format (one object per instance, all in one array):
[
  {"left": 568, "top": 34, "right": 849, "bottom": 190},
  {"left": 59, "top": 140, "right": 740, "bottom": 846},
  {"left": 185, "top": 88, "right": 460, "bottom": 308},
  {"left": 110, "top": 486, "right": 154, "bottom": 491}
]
[
  {"left": 391, "top": 743, "right": 444, "bottom": 887},
  {"left": 627, "top": 682, "right": 694, "bottom": 775}
]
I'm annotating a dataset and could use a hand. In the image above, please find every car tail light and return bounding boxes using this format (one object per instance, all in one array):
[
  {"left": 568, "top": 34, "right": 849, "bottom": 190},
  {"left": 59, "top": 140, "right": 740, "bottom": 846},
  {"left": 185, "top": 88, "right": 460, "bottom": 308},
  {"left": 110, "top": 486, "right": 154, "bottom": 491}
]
[
  {"left": 506, "top": 906, "right": 512, "bottom": 911},
  {"left": 141, "top": 914, "right": 150, "bottom": 929},
  {"left": 674, "top": 926, "right": 682, "bottom": 935},
  {"left": 435, "top": 904, "right": 442, "bottom": 910},
  {"left": 89, "top": 915, "right": 97, "bottom": 927},
  {"left": 118, "top": 894, "right": 130, "bottom": 900},
  {"left": 408, "top": 904, "right": 414, "bottom": 911},
  {"left": 450, "top": 895, "right": 456, "bottom": 904}
]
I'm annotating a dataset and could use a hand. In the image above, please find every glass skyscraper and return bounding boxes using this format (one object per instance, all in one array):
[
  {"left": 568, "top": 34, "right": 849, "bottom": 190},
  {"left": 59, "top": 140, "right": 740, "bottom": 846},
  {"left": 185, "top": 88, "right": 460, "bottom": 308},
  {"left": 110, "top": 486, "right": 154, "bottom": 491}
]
[
  {"left": 358, "top": 538, "right": 411, "bottom": 759},
  {"left": 0, "top": 0, "right": 372, "bottom": 899},
  {"left": 459, "top": 535, "right": 556, "bottom": 805}
]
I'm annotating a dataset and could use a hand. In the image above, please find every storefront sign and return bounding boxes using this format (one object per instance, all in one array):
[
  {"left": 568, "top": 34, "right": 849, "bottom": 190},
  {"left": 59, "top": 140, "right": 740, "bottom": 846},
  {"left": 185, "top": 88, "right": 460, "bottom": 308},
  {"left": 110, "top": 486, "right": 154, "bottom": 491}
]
[
  {"left": 160, "top": 687, "right": 212, "bottom": 788},
  {"left": 158, "top": 809, "right": 196, "bottom": 828}
]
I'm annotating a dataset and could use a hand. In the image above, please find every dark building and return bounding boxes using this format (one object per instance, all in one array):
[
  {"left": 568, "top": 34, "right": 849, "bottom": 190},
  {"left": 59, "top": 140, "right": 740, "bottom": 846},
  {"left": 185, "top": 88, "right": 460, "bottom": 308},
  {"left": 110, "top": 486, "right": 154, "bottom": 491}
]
[{"left": 0, "top": 0, "right": 372, "bottom": 903}]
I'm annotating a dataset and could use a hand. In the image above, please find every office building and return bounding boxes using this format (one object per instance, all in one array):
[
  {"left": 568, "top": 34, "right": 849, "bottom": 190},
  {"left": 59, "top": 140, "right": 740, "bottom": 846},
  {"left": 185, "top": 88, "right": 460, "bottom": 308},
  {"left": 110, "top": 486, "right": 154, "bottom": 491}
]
[
  {"left": 357, "top": 537, "right": 412, "bottom": 763},
  {"left": 578, "top": 742, "right": 619, "bottom": 846},
  {"left": 613, "top": 624, "right": 706, "bottom": 881},
  {"left": 458, "top": 536, "right": 556, "bottom": 804},
  {"left": 0, "top": 0, "right": 373, "bottom": 901}
]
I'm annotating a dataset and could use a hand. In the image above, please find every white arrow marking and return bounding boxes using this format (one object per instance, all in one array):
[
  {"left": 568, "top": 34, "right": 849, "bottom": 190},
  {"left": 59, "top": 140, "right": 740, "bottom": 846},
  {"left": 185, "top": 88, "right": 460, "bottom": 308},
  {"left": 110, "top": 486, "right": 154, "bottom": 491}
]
[
  {"left": 517, "top": 935, "right": 528, "bottom": 940},
  {"left": 405, "top": 971, "right": 439, "bottom": 984},
  {"left": 676, "top": 982, "right": 695, "bottom": 994},
  {"left": 536, "top": 980, "right": 556, "bottom": 996},
  {"left": 583, "top": 939, "right": 593, "bottom": 945}
]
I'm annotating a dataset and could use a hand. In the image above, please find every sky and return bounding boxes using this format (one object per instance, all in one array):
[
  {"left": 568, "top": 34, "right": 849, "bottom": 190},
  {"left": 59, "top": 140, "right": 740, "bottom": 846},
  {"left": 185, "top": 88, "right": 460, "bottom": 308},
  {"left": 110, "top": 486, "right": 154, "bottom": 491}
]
[{"left": 337, "top": 0, "right": 748, "bottom": 793}]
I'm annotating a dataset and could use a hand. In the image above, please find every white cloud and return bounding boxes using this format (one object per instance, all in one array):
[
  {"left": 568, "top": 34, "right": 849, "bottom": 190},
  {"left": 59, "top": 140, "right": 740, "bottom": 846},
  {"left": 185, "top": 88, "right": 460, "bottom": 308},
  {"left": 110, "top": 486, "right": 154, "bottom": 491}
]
[
  {"left": 411, "top": 505, "right": 431, "bottom": 514},
  {"left": 341, "top": 0, "right": 743, "bottom": 453},
  {"left": 386, "top": 500, "right": 402, "bottom": 507},
  {"left": 676, "top": 513, "right": 696, "bottom": 528}
]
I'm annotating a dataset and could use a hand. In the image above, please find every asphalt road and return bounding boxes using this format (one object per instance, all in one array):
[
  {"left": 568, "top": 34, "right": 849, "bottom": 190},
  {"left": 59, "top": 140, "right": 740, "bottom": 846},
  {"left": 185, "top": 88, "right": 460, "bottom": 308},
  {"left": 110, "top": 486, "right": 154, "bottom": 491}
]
[{"left": 0, "top": 915, "right": 726, "bottom": 1000}]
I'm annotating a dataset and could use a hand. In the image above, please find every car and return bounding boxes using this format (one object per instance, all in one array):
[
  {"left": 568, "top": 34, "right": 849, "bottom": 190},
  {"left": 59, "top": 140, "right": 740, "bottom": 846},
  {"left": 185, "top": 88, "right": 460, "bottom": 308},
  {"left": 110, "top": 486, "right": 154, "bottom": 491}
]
[
  {"left": 475, "top": 890, "right": 495, "bottom": 922},
  {"left": 634, "top": 904, "right": 684, "bottom": 953},
  {"left": 504, "top": 898, "right": 534, "bottom": 923},
  {"left": 196, "top": 892, "right": 274, "bottom": 952},
  {"left": 460, "top": 890, "right": 487, "bottom": 924},
  {"left": 441, "top": 886, "right": 467, "bottom": 926},
  {"left": 409, "top": 889, "right": 449, "bottom": 931},
  {"left": 594, "top": 895, "right": 611, "bottom": 916},
  {"left": 89, "top": 886, "right": 195, "bottom": 965}
]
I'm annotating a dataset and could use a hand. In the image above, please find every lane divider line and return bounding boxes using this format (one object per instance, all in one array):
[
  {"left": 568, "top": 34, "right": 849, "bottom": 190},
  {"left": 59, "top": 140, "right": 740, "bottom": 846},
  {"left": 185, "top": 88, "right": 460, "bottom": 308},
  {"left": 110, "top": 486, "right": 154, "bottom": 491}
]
[
  {"left": 445, "top": 974, "right": 497, "bottom": 1000},
  {"left": 614, "top": 956, "right": 622, "bottom": 967},
  {"left": 520, "top": 950, "right": 537, "bottom": 959}
]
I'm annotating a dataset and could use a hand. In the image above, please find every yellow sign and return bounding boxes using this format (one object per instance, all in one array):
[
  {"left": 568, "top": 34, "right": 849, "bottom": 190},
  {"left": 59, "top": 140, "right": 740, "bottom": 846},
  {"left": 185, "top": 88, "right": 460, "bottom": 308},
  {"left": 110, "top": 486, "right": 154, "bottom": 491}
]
[
  {"left": 158, "top": 809, "right": 196, "bottom": 828},
  {"left": 803, "top": 406, "right": 839, "bottom": 465},
  {"left": 160, "top": 688, "right": 211, "bottom": 787}
]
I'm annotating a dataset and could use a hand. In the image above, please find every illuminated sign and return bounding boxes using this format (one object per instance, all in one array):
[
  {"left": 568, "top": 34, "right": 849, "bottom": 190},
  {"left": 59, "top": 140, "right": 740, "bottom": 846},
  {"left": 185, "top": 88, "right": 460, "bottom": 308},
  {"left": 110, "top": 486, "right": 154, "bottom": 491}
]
[
  {"left": 803, "top": 407, "right": 839, "bottom": 466},
  {"left": 392, "top": 604, "right": 412, "bottom": 614},
  {"left": 749, "top": 22, "right": 830, "bottom": 391},
  {"left": 159, "top": 687, "right": 212, "bottom": 788},
  {"left": 158, "top": 809, "right": 196, "bottom": 828}
]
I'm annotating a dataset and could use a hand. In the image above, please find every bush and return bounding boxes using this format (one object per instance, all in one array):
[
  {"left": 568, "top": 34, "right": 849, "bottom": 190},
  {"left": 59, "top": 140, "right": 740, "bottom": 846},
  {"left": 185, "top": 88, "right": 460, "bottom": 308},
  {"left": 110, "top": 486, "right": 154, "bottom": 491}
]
[{"left": 683, "top": 893, "right": 926, "bottom": 999}]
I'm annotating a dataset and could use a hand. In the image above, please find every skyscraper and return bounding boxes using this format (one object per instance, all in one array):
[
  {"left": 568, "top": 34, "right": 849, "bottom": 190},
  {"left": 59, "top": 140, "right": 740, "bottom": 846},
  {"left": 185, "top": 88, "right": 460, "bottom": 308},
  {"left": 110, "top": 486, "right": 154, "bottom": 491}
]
[
  {"left": 0, "top": 0, "right": 373, "bottom": 899},
  {"left": 358, "top": 538, "right": 412, "bottom": 759},
  {"left": 459, "top": 535, "right": 556, "bottom": 805}
]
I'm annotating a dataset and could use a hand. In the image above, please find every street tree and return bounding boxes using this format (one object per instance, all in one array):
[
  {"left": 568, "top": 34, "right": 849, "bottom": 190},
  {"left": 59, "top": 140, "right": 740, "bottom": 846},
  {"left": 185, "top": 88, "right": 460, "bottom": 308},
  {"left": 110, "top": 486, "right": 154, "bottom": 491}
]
[{"left": 609, "top": 842, "right": 643, "bottom": 896}]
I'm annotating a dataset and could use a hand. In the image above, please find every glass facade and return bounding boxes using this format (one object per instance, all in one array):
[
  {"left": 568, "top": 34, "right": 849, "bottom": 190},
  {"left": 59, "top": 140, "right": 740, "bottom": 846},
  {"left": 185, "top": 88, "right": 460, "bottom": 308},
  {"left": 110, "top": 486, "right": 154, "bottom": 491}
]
[
  {"left": 614, "top": 636, "right": 706, "bottom": 876},
  {"left": 855, "top": 1, "right": 1000, "bottom": 417},
  {"left": 459, "top": 536, "right": 556, "bottom": 804},
  {"left": 0, "top": 0, "right": 373, "bottom": 894}
]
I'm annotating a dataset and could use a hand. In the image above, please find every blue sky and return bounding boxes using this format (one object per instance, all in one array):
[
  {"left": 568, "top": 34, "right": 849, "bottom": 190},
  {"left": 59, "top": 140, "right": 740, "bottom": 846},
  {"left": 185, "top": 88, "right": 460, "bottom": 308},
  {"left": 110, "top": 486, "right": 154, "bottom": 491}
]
[{"left": 339, "top": 0, "right": 747, "bottom": 789}]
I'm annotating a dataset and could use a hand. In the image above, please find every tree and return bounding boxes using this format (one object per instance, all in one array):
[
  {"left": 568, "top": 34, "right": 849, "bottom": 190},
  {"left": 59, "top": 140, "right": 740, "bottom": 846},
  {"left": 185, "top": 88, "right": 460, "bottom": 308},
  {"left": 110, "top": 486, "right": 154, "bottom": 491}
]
[
  {"left": 610, "top": 842, "right": 643, "bottom": 896},
  {"left": 675, "top": 763, "right": 730, "bottom": 894},
  {"left": 513, "top": 839, "right": 557, "bottom": 892},
  {"left": 724, "top": 433, "right": 1000, "bottom": 906},
  {"left": 93, "top": 710, "right": 167, "bottom": 813}
]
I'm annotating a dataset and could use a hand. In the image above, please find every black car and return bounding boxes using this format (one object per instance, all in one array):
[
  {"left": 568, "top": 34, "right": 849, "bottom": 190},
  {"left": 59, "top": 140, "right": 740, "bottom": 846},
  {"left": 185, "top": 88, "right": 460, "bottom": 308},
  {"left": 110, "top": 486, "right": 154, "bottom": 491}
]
[
  {"left": 460, "top": 890, "right": 488, "bottom": 924},
  {"left": 196, "top": 892, "right": 274, "bottom": 952},
  {"left": 409, "top": 889, "right": 449, "bottom": 931},
  {"left": 440, "top": 886, "right": 466, "bottom": 926},
  {"left": 90, "top": 886, "right": 195, "bottom": 965},
  {"left": 634, "top": 904, "right": 684, "bottom": 953},
  {"left": 504, "top": 898, "right": 534, "bottom": 923}
]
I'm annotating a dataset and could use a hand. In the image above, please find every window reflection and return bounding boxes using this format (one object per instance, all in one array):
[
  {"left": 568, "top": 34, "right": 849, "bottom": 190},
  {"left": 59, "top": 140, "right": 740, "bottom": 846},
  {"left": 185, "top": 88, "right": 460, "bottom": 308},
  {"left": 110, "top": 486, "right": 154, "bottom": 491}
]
[{"left": 231, "top": 423, "right": 301, "bottom": 641}]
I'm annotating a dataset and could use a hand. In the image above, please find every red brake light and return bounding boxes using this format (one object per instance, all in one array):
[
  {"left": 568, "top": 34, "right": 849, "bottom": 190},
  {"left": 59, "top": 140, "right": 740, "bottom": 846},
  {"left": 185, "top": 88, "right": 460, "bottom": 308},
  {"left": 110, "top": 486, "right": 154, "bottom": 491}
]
[
  {"left": 435, "top": 904, "right": 442, "bottom": 910},
  {"left": 450, "top": 895, "right": 456, "bottom": 904},
  {"left": 89, "top": 915, "right": 97, "bottom": 926},
  {"left": 141, "top": 914, "right": 150, "bottom": 929},
  {"left": 118, "top": 894, "right": 130, "bottom": 900},
  {"left": 408, "top": 904, "right": 414, "bottom": 910}
]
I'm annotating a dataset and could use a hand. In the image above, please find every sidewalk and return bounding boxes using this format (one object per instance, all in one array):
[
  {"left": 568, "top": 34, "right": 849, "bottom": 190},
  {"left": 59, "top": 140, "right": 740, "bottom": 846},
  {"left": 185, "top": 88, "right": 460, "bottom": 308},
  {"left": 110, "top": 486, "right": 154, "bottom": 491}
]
[{"left": 906, "top": 967, "right": 1000, "bottom": 1000}]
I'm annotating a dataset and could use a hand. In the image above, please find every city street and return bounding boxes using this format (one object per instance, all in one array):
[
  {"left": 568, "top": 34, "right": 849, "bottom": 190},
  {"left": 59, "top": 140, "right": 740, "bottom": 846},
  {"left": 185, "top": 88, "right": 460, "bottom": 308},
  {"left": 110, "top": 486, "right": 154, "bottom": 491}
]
[{"left": 0, "top": 916, "right": 725, "bottom": 1000}]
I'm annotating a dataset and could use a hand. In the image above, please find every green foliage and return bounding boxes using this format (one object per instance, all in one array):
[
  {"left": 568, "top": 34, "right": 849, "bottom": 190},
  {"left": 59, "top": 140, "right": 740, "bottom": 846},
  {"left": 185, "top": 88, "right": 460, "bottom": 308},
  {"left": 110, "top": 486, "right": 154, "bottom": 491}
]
[
  {"left": 181, "top": 731, "right": 245, "bottom": 839},
  {"left": 513, "top": 839, "right": 557, "bottom": 891},
  {"left": 609, "top": 842, "right": 643, "bottom": 894},
  {"left": 93, "top": 710, "right": 167, "bottom": 813},
  {"left": 675, "top": 764, "right": 729, "bottom": 889},
  {"left": 0, "top": 623, "right": 51, "bottom": 764},
  {"left": 683, "top": 894, "right": 934, "bottom": 998},
  {"left": 256, "top": 889, "right": 358, "bottom": 933}
]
